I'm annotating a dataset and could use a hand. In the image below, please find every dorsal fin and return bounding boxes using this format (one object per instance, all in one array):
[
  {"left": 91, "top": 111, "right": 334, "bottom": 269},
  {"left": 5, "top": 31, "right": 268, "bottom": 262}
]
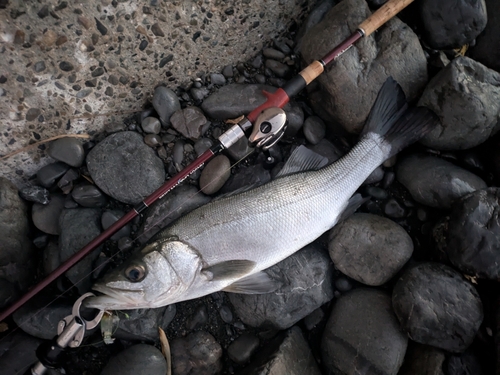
[{"left": 275, "top": 145, "right": 328, "bottom": 178}]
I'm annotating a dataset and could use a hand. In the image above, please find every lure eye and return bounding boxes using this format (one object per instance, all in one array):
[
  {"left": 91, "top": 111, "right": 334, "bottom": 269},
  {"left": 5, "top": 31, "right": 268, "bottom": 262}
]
[{"left": 125, "top": 264, "right": 146, "bottom": 282}]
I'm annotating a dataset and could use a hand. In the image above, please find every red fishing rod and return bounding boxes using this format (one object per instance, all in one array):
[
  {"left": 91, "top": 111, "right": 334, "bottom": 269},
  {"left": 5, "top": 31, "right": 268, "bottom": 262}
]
[{"left": 0, "top": 0, "right": 414, "bottom": 323}]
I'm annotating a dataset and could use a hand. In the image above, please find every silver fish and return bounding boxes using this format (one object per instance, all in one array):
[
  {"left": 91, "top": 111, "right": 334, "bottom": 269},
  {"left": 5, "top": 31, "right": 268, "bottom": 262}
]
[{"left": 84, "top": 78, "right": 437, "bottom": 311}]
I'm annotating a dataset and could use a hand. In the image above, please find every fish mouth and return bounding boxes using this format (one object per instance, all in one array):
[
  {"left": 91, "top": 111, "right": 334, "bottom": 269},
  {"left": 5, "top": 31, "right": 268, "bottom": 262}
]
[{"left": 83, "top": 284, "right": 146, "bottom": 311}]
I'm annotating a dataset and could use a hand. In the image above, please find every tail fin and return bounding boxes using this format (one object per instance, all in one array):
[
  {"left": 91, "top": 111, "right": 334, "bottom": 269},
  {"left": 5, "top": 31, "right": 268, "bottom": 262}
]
[{"left": 362, "top": 77, "right": 439, "bottom": 159}]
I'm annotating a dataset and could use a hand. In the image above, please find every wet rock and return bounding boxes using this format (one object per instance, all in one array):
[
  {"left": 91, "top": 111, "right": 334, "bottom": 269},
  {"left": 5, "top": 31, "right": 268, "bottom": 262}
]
[
  {"left": 396, "top": 154, "right": 487, "bottom": 209},
  {"left": 59, "top": 208, "right": 102, "bottom": 293},
  {"left": 113, "top": 305, "right": 176, "bottom": 341},
  {"left": 438, "top": 188, "right": 500, "bottom": 279},
  {"left": 199, "top": 155, "right": 231, "bottom": 195},
  {"left": 37, "top": 162, "right": 70, "bottom": 188},
  {"left": 32, "top": 194, "right": 65, "bottom": 235},
  {"left": 101, "top": 344, "right": 167, "bottom": 375},
  {"left": 19, "top": 185, "right": 50, "bottom": 204},
  {"left": 392, "top": 263, "right": 483, "bottom": 352},
  {"left": 419, "top": 57, "right": 500, "bottom": 150},
  {"left": 201, "top": 83, "right": 276, "bottom": 120},
  {"left": 303, "top": 116, "right": 326, "bottom": 145},
  {"left": 419, "top": 0, "right": 487, "bottom": 50},
  {"left": 86, "top": 131, "right": 165, "bottom": 205},
  {"left": 398, "top": 342, "right": 446, "bottom": 375},
  {"left": 101, "top": 210, "right": 131, "bottom": 241},
  {"left": 71, "top": 183, "right": 107, "bottom": 207},
  {"left": 329, "top": 213, "right": 413, "bottom": 286},
  {"left": 170, "top": 106, "right": 209, "bottom": 141},
  {"left": 300, "top": 0, "right": 427, "bottom": 133},
  {"left": 47, "top": 137, "right": 85, "bottom": 167},
  {"left": 0, "top": 331, "right": 43, "bottom": 375},
  {"left": 229, "top": 244, "right": 334, "bottom": 330},
  {"left": 227, "top": 333, "right": 260, "bottom": 364},
  {"left": 171, "top": 331, "right": 222, "bottom": 375},
  {"left": 141, "top": 116, "right": 161, "bottom": 134},
  {"left": 152, "top": 86, "right": 181, "bottom": 127},
  {"left": 322, "top": 288, "right": 408, "bottom": 375},
  {"left": 136, "top": 184, "right": 210, "bottom": 244}
]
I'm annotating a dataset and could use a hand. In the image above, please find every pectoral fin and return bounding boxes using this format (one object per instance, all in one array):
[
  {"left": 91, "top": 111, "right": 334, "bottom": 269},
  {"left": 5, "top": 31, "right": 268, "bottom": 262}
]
[
  {"left": 223, "top": 271, "right": 280, "bottom": 294},
  {"left": 202, "top": 260, "right": 256, "bottom": 281}
]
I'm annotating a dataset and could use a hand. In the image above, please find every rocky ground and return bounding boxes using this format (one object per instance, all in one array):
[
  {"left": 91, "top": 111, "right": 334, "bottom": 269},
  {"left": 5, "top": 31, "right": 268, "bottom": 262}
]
[{"left": 1, "top": 0, "right": 500, "bottom": 374}]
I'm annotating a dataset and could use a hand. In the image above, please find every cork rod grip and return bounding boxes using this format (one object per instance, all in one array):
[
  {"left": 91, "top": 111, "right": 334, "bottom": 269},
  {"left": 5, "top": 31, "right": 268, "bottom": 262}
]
[{"left": 358, "top": 0, "right": 414, "bottom": 36}]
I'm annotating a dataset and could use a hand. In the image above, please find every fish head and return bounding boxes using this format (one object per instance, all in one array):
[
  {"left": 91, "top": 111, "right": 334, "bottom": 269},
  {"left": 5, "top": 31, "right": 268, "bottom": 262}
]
[{"left": 84, "top": 237, "right": 203, "bottom": 310}]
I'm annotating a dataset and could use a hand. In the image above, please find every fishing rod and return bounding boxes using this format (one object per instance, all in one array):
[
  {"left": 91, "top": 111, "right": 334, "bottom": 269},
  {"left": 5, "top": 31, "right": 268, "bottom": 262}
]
[{"left": 0, "top": 0, "right": 414, "bottom": 324}]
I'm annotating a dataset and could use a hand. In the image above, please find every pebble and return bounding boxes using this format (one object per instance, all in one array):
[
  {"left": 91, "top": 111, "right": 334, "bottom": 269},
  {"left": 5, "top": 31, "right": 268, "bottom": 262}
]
[
  {"left": 172, "top": 140, "right": 185, "bottom": 165},
  {"left": 210, "top": 73, "right": 226, "bottom": 85},
  {"left": 384, "top": 198, "right": 406, "bottom": 218},
  {"left": 101, "top": 210, "right": 131, "bottom": 241},
  {"left": 225, "top": 136, "right": 254, "bottom": 162},
  {"left": 392, "top": 263, "right": 483, "bottom": 352},
  {"left": 308, "top": 139, "right": 344, "bottom": 165},
  {"left": 303, "top": 116, "right": 326, "bottom": 145},
  {"left": 398, "top": 342, "right": 446, "bottom": 375},
  {"left": 114, "top": 305, "right": 176, "bottom": 341},
  {"left": 118, "top": 237, "right": 134, "bottom": 251},
  {"left": 334, "top": 276, "right": 353, "bottom": 293},
  {"left": 152, "top": 86, "right": 181, "bottom": 126},
  {"left": 144, "top": 134, "right": 162, "bottom": 147},
  {"left": 263, "top": 47, "right": 286, "bottom": 60},
  {"left": 199, "top": 155, "right": 231, "bottom": 195},
  {"left": 57, "top": 168, "right": 80, "bottom": 194},
  {"left": 170, "top": 106, "right": 209, "bottom": 140},
  {"left": 227, "top": 333, "right": 260, "bottom": 364},
  {"left": 32, "top": 194, "right": 65, "bottom": 235},
  {"left": 141, "top": 116, "right": 161, "bottom": 134},
  {"left": 33, "top": 234, "right": 49, "bottom": 249},
  {"left": 219, "top": 305, "right": 233, "bottom": 323},
  {"left": 101, "top": 344, "right": 167, "bottom": 375},
  {"left": 190, "top": 86, "right": 210, "bottom": 101},
  {"left": 364, "top": 165, "right": 385, "bottom": 185},
  {"left": 0, "top": 331, "right": 43, "bottom": 375},
  {"left": 171, "top": 331, "right": 222, "bottom": 375},
  {"left": 19, "top": 185, "right": 50, "bottom": 204},
  {"left": 221, "top": 164, "right": 269, "bottom": 194},
  {"left": 265, "top": 59, "right": 290, "bottom": 77},
  {"left": 194, "top": 138, "right": 213, "bottom": 156},
  {"left": 36, "top": 162, "right": 70, "bottom": 188},
  {"left": 222, "top": 65, "right": 234, "bottom": 78},
  {"left": 447, "top": 350, "right": 484, "bottom": 375},
  {"left": 303, "top": 307, "right": 324, "bottom": 330},
  {"left": 71, "top": 183, "right": 107, "bottom": 207},
  {"left": 365, "top": 186, "right": 388, "bottom": 200},
  {"left": 187, "top": 304, "right": 209, "bottom": 330}
]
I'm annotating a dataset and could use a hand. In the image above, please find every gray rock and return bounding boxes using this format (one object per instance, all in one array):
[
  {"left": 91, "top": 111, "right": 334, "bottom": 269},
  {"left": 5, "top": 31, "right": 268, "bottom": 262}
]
[
  {"left": 221, "top": 164, "right": 270, "bottom": 194},
  {"left": 170, "top": 106, "right": 209, "bottom": 141},
  {"left": 263, "top": 48, "right": 286, "bottom": 60},
  {"left": 418, "top": 57, "right": 500, "bottom": 150},
  {"left": 171, "top": 331, "right": 222, "bottom": 375},
  {"left": 71, "top": 183, "right": 108, "bottom": 207},
  {"left": 32, "top": 194, "right": 65, "bottom": 235},
  {"left": 172, "top": 139, "right": 185, "bottom": 166},
  {"left": 113, "top": 305, "right": 176, "bottom": 341},
  {"left": 136, "top": 184, "right": 210, "bottom": 244},
  {"left": 283, "top": 102, "right": 304, "bottom": 137},
  {"left": 144, "top": 134, "right": 162, "bottom": 147},
  {"left": 57, "top": 168, "right": 79, "bottom": 194},
  {"left": 392, "top": 263, "right": 483, "bottom": 353},
  {"left": 186, "top": 305, "right": 209, "bottom": 330},
  {"left": 194, "top": 138, "right": 213, "bottom": 156},
  {"left": 42, "top": 240, "right": 60, "bottom": 276},
  {"left": 86, "top": 131, "right": 165, "bottom": 204},
  {"left": 219, "top": 305, "right": 233, "bottom": 323},
  {"left": 101, "top": 344, "right": 167, "bottom": 375},
  {"left": 37, "top": 162, "right": 70, "bottom": 188},
  {"left": 398, "top": 342, "right": 446, "bottom": 375},
  {"left": 295, "top": 0, "right": 336, "bottom": 51},
  {"left": 225, "top": 136, "right": 254, "bottom": 161},
  {"left": 141, "top": 116, "right": 161, "bottom": 134},
  {"left": 322, "top": 288, "right": 408, "bottom": 375},
  {"left": 199, "top": 155, "right": 231, "bottom": 195},
  {"left": 0, "top": 331, "right": 43, "bottom": 375},
  {"left": 396, "top": 154, "right": 487, "bottom": 209},
  {"left": 19, "top": 185, "right": 50, "bottom": 204},
  {"left": 48, "top": 137, "right": 85, "bottom": 167},
  {"left": 419, "top": 0, "right": 487, "bottom": 50},
  {"left": 303, "top": 307, "right": 325, "bottom": 330},
  {"left": 0, "top": 278, "right": 18, "bottom": 310},
  {"left": 227, "top": 333, "right": 260, "bottom": 364},
  {"left": 384, "top": 198, "right": 407, "bottom": 219},
  {"left": 447, "top": 350, "right": 484, "bottom": 375},
  {"left": 222, "top": 65, "right": 234, "bottom": 78},
  {"left": 334, "top": 276, "right": 353, "bottom": 293},
  {"left": 210, "top": 73, "right": 226, "bottom": 85},
  {"left": 329, "top": 213, "right": 413, "bottom": 286},
  {"left": 59, "top": 208, "right": 102, "bottom": 293},
  {"left": 101, "top": 210, "right": 131, "bottom": 241},
  {"left": 229, "top": 244, "right": 334, "bottom": 330},
  {"left": 190, "top": 86, "right": 210, "bottom": 101},
  {"left": 201, "top": 84, "right": 276, "bottom": 120},
  {"left": 152, "top": 85, "right": 180, "bottom": 127},
  {"left": 265, "top": 59, "right": 290, "bottom": 77},
  {"left": 303, "top": 116, "right": 326, "bottom": 145},
  {"left": 300, "top": 0, "right": 427, "bottom": 133},
  {"left": 308, "top": 138, "right": 344, "bottom": 165},
  {"left": 364, "top": 165, "right": 385, "bottom": 185}
]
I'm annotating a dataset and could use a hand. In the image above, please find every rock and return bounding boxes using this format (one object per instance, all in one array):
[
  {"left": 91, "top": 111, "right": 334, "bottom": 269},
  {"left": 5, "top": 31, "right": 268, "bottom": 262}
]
[
  {"left": 71, "top": 183, "right": 107, "bottom": 207},
  {"left": 194, "top": 138, "right": 213, "bottom": 156},
  {"left": 0, "top": 331, "right": 43, "bottom": 375},
  {"left": 171, "top": 331, "right": 222, "bottom": 375},
  {"left": 101, "top": 210, "right": 131, "bottom": 241},
  {"left": 392, "top": 263, "right": 483, "bottom": 352},
  {"left": 419, "top": 0, "right": 487, "bottom": 50},
  {"left": 190, "top": 86, "right": 210, "bottom": 101},
  {"left": 265, "top": 59, "right": 290, "bottom": 77},
  {"left": 141, "top": 116, "right": 161, "bottom": 134},
  {"left": 101, "top": 344, "right": 167, "bottom": 375},
  {"left": 295, "top": 0, "right": 336, "bottom": 51},
  {"left": 186, "top": 305, "right": 209, "bottom": 330},
  {"left": 418, "top": 57, "right": 500, "bottom": 150},
  {"left": 86, "top": 131, "right": 165, "bottom": 205},
  {"left": 201, "top": 84, "right": 276, "bottom": 120},
  {"left": 334, "top": 276, "right": 353, "bottom": 293},
  {"left": 447, "top": 350, "right": 485, "bottom": 375},
  {"left": 219, "top": 305, "right": 233, "bottom": 323},
  {"left": 328, "top": 213, "right": 413, "bottom": 286},
  {"left": 396, "top": 154, "right": 487, "bottom": 209},
  {"left": 199, "top": 155, "right": 231, "bottom": 195},
  {"left": 113, "top": 305, "right": 176, "bottom": 341},
  {"left": 438, "top": 188, "right": 500, "bottom": 279},
  {"left": 47, "top": 137, "right": 85, "bottom": 167},
  {"left": 210, "top": 73, "right": 226, "bottom": 85},
  {"left": 57, "top": 168, "right": 79, "bottom": 194},
  {"left": 152, "top": 86, "right": 181, "bottom": 127},
  {"left": 303, "top": 116, "right": 326, "bottom": 145},
  {"left": 227, "top": 333, "right": 260, "bottom": 364},
  {"left": 59, "top": 208, "right": 102, "bottom": 293},
  {"left": 42, "top": 240, "right": 60, "bottom": 275},
  {"left": 32, "top": 194, "right": 65, "bottom": 235},
  {"left": 221, "top": 164, "right": 270, "bottom": 194},
  {"left": 0, "top": 277, "right": 17, "bottom": 310},
  {"left": 240, "top": 326, "right": 322, "bottom": 375},
  {"left": 136, "top": 184, "right": 210, "bottom": 244},
  {"left": 308, "top": 139, "right": 344, "bottom": 165},
  {"left": 36, "top": 162, "right": 70, "bottom": 188},
  {"left": 225, "top": 136, "right": 254, "bottom": 162},
  {"left": 263, "top": 48, "right": 286, "bottom": 60},
  {"left": 322, "top": 288, "right": 407, "bottom": 375},
  {"left": 229, "top": 244, "right": 334, "bottom": 330},
  {"left": 170, "top": 106, "right": 209, "bottom": 141},
  {"left": 19, "top": 185, "right": 50, "bottom": 204},
  {"left": 384, "top": 198, "right": 407, "bottom": 219},
  {"left": 144, "top": 134, "right": 162, "bottom": 147},
  {"left": 300, "top": 0, "right": 427, "bottom": 133},
  {"left": 398, "top": 342, "right": 446, "bottom": 375},
  {"left": 283, "top": 102, "right": 304, "bottom": 137}
]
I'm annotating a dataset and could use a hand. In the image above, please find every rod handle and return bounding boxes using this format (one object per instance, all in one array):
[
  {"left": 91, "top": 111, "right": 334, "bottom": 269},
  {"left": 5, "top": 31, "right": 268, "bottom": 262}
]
[{"left": 358, "top": 0, "right": 414, "bottom": 36}]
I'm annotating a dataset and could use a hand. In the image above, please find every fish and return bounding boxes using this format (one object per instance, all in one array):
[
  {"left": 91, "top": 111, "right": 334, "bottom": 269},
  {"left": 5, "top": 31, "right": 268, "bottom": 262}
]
[{"left": 84, "top": 77, "right": 438, "bottom": 311}]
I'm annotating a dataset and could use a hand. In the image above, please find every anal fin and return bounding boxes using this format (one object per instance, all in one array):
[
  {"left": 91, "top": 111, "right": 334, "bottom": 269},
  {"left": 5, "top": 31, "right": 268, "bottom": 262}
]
[
  {"left": 275, "top": 145, "right": 328, "bottom": 178},
  {"left": 223, "top": 271, "right": 281, "bottom": 294}
]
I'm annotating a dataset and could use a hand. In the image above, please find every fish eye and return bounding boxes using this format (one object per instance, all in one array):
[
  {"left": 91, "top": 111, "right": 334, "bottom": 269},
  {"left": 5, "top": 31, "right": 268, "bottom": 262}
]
[{"left": 124, "top": 264, "right": 146, "bottom": 282}]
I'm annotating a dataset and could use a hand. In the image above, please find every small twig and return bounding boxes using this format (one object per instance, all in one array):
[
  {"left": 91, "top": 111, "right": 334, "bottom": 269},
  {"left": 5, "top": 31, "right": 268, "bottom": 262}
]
[{"left": 158, "top": 327, "right": 172, "bottom": 375}]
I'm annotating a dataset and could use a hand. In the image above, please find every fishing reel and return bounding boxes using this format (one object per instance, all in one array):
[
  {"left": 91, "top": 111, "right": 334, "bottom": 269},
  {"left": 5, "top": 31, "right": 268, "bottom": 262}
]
[{"left": 248, "top": 107, "right": 287, "bottom": 150}]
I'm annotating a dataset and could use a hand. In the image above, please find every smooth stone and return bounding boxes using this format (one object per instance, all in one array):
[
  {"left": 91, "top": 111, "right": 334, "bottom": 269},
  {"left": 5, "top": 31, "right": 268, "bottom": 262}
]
[
  {"left": 136, "top": 184, "right": 210, "bottom": 244},
  {"left": 398, "top": 342, "right": 446, "bottom": 375},
  {"left": 71, "top": 183, "right": 107, "bottom": 207},
  {"left": 144, "top": 134, "right": 162, "bottom": 147},
  {"left": 101, "top": 210, "right": 131, "bottom": 241},
  {"left": 194, "top": 138, "right": 213, "bottom": 156},
  {"left": 210, "top": 73, "right": 226, "bottom": 85},
  {"left": 295, "top": 0, "right": 336, "bottom": 51},
  {"left": 225, "top": 136, "right": 254, "bottom": 162},
  {"left": 396, "top": 154, "right": 487, "bottom": 209},
  {"left": 42, "top": 240, "right": 60, "bottom": 275},
  {"left": 86, "top": 131, "right": 165, "bottom": 205},
  {"left": 303, "top": 307, "right": 325, "bottom": 330},
  {"left": 329, "top": 213, "right": 413, "bottom": 286},
  {"left": 19, "top": 185, "right": 50, "bottom": 204},
  {"left": 0, "top": 331, "right": 43, "bottom": 375},
  {"left": 113, "top": 305, "right": 176, "bottom": 341},
  {"left": 283, "top": 102, "right": 304, "bottom": 137},
  {"left": 141, "top": 116, "right": 161, "bottom": 134},
  {"left": 419, "top": 57, "right": 500, "bottom": 150},
  {"left": 171, "top": 331, "right": 222, "bottom": 375},
  {"left": 334, "top": 276, "right": 353, "bottom": 293},
  {"left": 303, "top": 116, "right": 326, "bottom": 145},
  {"left": 190, "top": 86, "right": 209, "bottom": 101},
  {"left": 170, "top": 106, "right": 209, "bottom": 141},
  {"left": 219, "top": 305, "right": 233, "bottom": 323},
  {"left": 365, "top": 186, "right": 388, "bottom": 200},
  {"left": 263, "top": 47, "right": 286, "bottom": 60},
  {"left": 32, "top": 194, "right": 65, "bottom": 235},
  {"left": 229, "top": 244, "right": 334, "bottom": 330},
  {"left": 322, "top": 288, "right": 408, "bottom": 375},
  {"left": 101, "top": 344, "right": 167, "bottom": 375},
  {"left": 447, "top": 350, "right": 484, "bottom": 375},
  {"left": 186, "top": 305, "right": 209, "bottom": 330},
  {"left": 222, "top": 65, "right": 234, "bottom": 78},
  {"left": 384, "top": 198, "right": 406, "bottom": 218},
  {"left": 48, "top": 137, "right": 85, "bottom": 167},
  {"left": 152, "top": 85, "right": 180, "bottom": 127},
  {"left": 57, "top": 168, "right": 79, "bottom": 194},
  {"left": 392, "top": 263, "right": 483, "bottom": 352},
  {"left": 37, "top": 162, "right": 70, "bottom": 188},
  {"left": 364, "top": 165, "right": 385, "bottom": 185},
  {"left": 172, "top": 140, "right": 185, "bottom": 165},
  {"left": 227, "top": 333, "right": 260, "bottom": 364},
  {"left": 0, "top": 278, "right": 18, "bottom": 310},
  {"left": 419, "top": 0, "right": 487, "bottom": 49},
  {"left": 265, "top": 59, "right": 290, "bottom": 77},
  {"left": 199, "top": 155, "right": 231, "bottom": 195}
]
